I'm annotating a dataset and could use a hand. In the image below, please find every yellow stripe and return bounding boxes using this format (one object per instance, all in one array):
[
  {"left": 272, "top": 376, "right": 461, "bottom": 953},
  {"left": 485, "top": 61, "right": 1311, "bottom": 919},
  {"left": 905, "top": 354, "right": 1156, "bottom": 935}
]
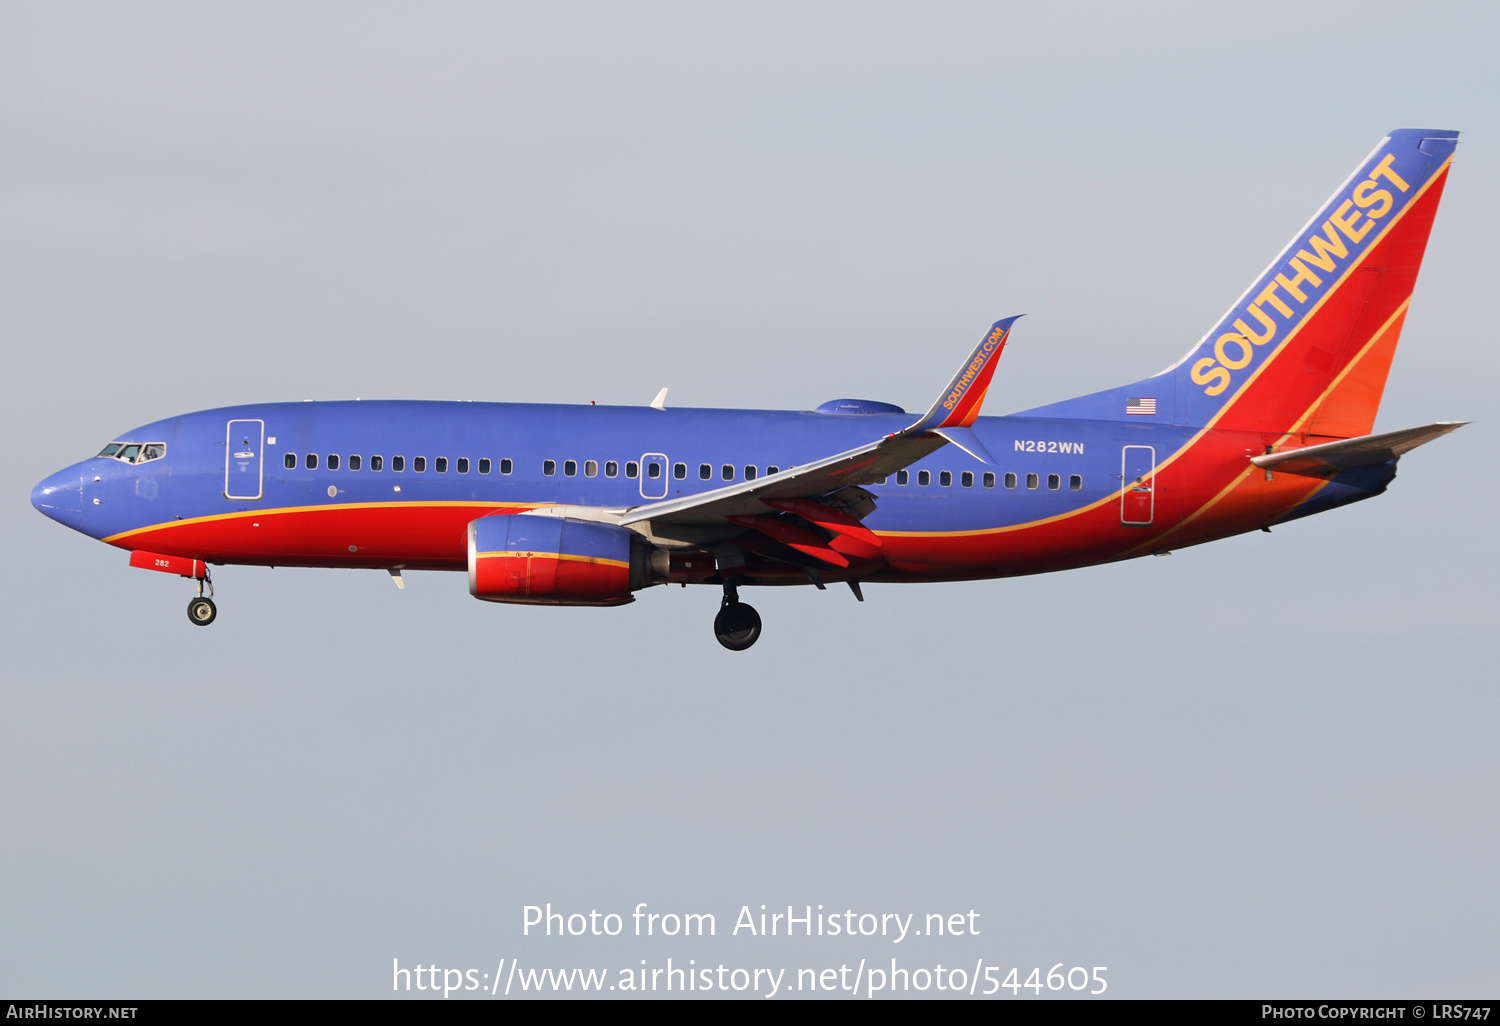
[
  {"left": 878, "top": 158, "right": 1450, "bottom": 542},
  {"left": 103, "top": 500, "right": 556, "bottom": 545},
  {"left": 476, "top": 551, "right": 630, "bottom": 569}
]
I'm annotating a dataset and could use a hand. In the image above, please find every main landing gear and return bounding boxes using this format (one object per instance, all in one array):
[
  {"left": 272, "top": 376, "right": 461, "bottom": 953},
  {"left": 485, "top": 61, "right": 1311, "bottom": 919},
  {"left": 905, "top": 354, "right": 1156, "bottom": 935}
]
[
  {"left": 714, "top": 579, "right": 761, "bottom": 652},
  {"left": 186, "top": 570, "right": 216, "bottom": 626}
]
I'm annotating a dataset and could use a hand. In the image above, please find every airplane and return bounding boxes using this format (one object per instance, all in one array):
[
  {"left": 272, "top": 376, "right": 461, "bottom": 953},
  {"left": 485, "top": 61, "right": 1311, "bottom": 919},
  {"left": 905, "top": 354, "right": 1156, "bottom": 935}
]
[{"left": 31, "top": 129, "right": 1466, "bottom": 651}]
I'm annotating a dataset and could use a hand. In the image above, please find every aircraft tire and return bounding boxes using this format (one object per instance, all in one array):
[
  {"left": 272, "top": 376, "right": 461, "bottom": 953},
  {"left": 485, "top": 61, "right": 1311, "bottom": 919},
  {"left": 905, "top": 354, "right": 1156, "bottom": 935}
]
[
  {"left": 714, "top": 602, "right": 761, "bottom": 651},
  {"left": 187, "top": 596, "right": 217, "bottom": 626}
]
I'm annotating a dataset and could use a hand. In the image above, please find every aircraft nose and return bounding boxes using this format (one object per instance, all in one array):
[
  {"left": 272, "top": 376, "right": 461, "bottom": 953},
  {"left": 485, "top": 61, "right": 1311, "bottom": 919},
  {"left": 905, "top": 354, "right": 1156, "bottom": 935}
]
[{"left": 31, "top": 464, "right": 84, "bottom": 530}]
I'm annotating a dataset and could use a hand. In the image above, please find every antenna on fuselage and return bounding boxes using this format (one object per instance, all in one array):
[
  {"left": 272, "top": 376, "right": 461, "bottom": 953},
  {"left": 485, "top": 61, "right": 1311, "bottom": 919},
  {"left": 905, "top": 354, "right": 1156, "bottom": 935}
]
[{"left": 649, "top": 388, "right": 669, "bottom": 410}]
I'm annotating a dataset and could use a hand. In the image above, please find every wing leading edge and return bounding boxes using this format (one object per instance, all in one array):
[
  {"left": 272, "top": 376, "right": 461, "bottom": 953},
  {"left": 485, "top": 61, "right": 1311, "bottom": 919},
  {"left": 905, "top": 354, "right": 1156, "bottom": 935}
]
[{"left": 616, "top": 317, "right": 1020, "bottom": 527}]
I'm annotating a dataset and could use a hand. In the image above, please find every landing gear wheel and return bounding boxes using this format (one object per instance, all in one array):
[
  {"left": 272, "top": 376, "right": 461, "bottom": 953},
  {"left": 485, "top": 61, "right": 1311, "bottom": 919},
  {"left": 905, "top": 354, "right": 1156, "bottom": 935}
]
[
  {"left": 714, "top": 601, "right": 761, "bottom": 651},
  {"left": 187, "top": 596, "right": 217, "bottom": 626}
]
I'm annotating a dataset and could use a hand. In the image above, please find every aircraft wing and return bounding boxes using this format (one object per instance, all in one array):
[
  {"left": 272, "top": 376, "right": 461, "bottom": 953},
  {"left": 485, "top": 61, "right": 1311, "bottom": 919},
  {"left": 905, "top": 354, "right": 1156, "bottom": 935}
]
[
  {"left": 617, "top": 316, "right": 1019, "bottom": 527},
  {"left": 1251, "top": 421, "right": 1467, "bottom": 478}
]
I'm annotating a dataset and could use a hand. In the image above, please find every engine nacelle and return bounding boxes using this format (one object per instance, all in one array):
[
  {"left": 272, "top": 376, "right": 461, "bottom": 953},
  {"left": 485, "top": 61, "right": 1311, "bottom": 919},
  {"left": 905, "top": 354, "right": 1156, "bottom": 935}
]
[{"left": 467, "top": 513, "right": 661, "bottom": 606}]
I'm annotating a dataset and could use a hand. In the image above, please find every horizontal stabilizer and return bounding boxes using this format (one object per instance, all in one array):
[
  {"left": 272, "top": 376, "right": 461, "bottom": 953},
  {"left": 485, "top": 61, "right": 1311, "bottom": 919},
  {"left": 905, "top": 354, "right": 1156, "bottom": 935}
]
[
  {"left": 1251, "top": 422, "right": 1466, "bottom": 478},
  {"left": 930, "top": 426, "right": 996, "bottom": 464}
]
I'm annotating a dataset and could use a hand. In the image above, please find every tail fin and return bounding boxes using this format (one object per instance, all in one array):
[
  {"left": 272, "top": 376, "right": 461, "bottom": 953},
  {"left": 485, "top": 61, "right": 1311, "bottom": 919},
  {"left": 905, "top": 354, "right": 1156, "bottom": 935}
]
[{"left": 1019, "top": 130, "right": 1457, "bottom": 436}]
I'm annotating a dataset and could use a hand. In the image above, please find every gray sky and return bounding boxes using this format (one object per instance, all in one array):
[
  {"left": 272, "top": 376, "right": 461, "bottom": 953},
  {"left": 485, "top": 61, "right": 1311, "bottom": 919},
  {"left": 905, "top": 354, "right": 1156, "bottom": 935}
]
[{"left": 2, "top": 1, "right": 1496, "bottom": 998}]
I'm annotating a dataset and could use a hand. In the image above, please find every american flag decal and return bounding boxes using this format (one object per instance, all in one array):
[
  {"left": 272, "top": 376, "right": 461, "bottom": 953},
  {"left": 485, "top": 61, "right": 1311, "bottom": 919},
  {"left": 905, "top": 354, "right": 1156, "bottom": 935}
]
[{"left": 1126, "top": 397, "right": 1157, "bottom": 416}]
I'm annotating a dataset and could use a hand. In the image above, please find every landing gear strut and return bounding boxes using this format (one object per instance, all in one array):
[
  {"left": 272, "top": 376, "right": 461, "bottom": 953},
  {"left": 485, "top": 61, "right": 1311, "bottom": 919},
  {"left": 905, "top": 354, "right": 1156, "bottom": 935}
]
[
  {"left": 186, "top": 570, "right": 216, "bottom": 626},
  {"left": 714, "top": 579, "right": 761, "bottom": 651}
]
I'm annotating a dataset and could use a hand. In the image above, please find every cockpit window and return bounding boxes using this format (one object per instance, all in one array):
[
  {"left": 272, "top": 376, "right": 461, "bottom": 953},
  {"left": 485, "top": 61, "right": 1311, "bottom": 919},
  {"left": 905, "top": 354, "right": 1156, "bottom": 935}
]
[{"left": 96, "top": 441, "right": 166, "bottom": 464}]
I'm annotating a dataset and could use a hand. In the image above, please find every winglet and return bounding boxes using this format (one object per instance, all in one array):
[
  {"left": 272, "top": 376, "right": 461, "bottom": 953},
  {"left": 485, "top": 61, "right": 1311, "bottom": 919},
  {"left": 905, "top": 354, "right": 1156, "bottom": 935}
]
[
  {"left": 650, "top": 387, "right": 669, "bottom": 410},
  {"left": 904, "top": 316, "right": 1020, "bottom": 435}
]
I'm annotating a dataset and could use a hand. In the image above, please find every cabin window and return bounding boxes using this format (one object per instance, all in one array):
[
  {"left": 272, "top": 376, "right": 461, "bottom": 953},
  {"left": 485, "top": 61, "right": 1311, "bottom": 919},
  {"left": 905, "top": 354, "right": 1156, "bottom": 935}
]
[
  {"left": 435, "top": 457, "right": 448, "bottom": 473},
  {"left": 699, "top": 463, "right": 712, "bottom": 480},
  {"left": 1048, "top": 473, "right": 1060, "bottom": 490},
  {"left": 413, "top": 456, "right": 427, "bottom": 472},
  {"left": 766, "top": 465, "right": 780, "bottom": 475},
  {"left": 605, "top": 461, "right": 618, "bottom": 478},
  {"left": 896, "top": 470, "right": 909, "bottom": 485},
  {"left": 744, "top": 466, "right": 757, "bottom": 480},
  {"left": 722, "top": 464, "right": 734, "bottom": 481},
  {"left": 564, "top": 460, "right": 577, "bottom": 477},
  {"left": 349, "top": 455, "right": 362, "bottom": 471},
  {"left": 918, "top": 470, "right": 931, "bottom": 486},
  {"left": 673, "top": 463, "right": 686, "bottom": 480},
  {"left": 1004, "top": 472, "right": 1016, "bottom": 488},
  {"left": 584, "top": 460, "right": 598, "bottom": 477},
  {"left": 646, "top": 463, "right": 660, "bottom": 479},
  {"left": 983, "top": 472, "right": 995, "bottom": 487},
  {"left": 543, "top": 460, "right": 556, "bottom": 476},
  {"left": 478, "top": 458, "right": 490, "bottom": 474},
  {"left": 961, "top": 471, "right": 973, "bottom": 487},
  {"left": 1070, "top": 474, "right": 1082, "bottom": 491},
  {"left": 939, "top": 470, "right": 952, "bottom": 487},
  {"left": 372, "top": 455, "right": 384, "bottom": 471},
  {"left": 500, "top": 458, "right": 513, "bottom": 475},
  {"left": 457, "top": 457, "right": 469, "bottom": 473},
  {"left": 284, "top": 453, "right": 296, "bottom": 469},
  {"left": 1026, "top": 473, "right": 1039, "bottom": 489},
  {"left": 627, "top": 461, "right": 640, "bottom": 478},
  {"left": 392, "top": 456, "right": 405, "bottom": 472},
  {"left": 305, "top": 453, "right": 318, "bottom": 470},
  {"left": 328, "top": 454, "right": 340, "bottom": 470}
]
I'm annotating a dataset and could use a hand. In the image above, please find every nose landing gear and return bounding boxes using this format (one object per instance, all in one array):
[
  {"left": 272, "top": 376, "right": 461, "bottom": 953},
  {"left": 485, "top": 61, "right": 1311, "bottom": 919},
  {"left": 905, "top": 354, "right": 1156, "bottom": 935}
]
[
  {"left": 714, "top": 579, "right": 761, "bottom": 651},
  {"left": 186, "top": 569, "right": 216, "bottom": 626}
]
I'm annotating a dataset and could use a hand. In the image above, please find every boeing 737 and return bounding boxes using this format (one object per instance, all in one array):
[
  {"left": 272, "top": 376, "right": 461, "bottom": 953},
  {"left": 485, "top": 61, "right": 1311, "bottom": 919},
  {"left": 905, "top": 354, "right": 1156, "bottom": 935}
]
[{"left": 31, "top": 129, "right": 1465, "bottom": 650}]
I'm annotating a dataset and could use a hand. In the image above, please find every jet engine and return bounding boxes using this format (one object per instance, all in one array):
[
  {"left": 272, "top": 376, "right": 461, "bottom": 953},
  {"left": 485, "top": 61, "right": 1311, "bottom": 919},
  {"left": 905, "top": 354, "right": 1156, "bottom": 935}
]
[{"left": 467, "top": 513, "right": 664, "bottom": 606}]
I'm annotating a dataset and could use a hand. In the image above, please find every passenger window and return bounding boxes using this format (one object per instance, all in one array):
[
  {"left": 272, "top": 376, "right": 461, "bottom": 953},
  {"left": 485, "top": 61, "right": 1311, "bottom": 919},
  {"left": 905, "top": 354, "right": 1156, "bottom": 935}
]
[
  {"left": 983, "top": 472, "right": 995, "bottom": 488},
  {"left": 1026, "top": 473, "right": 1039, "bottom": 489},
  {"left": 500, "top": 458, "right": 513, "bottom": 475},
  {"left": 436, "top": 457, "right": 448, "bottom": 473},
  {"left": 627, "top": 462, "right": 640, "bottom": 478},
  {"left": 584, "top": 460, "right": 597, "bottom": 477},
  {"left": 306, "top": 453, "right": 318, "bottom": 470},
  {"left": 457, "top": 457, "right": 469, "bottom": 473},
  {"left": 328, "top": 454, "right": 340, "bottom": 470},
  {"left": 722, "top": 464, "right": 734, "bottom": 481},
  {"left": 392, "top": 456, "right": 404, "bottom": 472},
  {"left": 1048, "top": 474, "right": 1060, "bottom": 490},
  {"left": 918, "top": 470, "right": 931, "bottom": 486},
  {"left": 767, "top": 465, "right": 780, "bottom": 475},
  {"left": 98, "top": 443, "right": 123, "bottom": 458},
  {"left": 284, "top": 453, "right": 296, "bottom": 470},
  {"left": 896, "top": 470, "right": 909, "bottom": 485},
  {"left": 564, "top": 460, "right": 577, "bottom": 477},
  {"left": 605, "top": 461, "right": 618, "bottom": 478},
  {"left": 961, "top": 471, "right": 973, "bottom": 487},
  {"left": 141, "top": 444, "right": 165, "bottom": 462},
  {"left": 646, "top": 463, "right": 660, "bottom": 479},
  {"left": 939, "top": 470, "right": 952, "bottom": 487},
  {"left": 544, "top": 460, "right": 556, "bottom": 476},
  {"left": 477, "top": 458, "right": 490, "bottom": 474},
  {"left": 413, "top": 456, "right": 427, "bottom": 472},
  {"left": 1005, "top": 472, "right": 1017, "bottom": 488},
  {"left": 699, "top": 463, "right": 712, "bottom": 480},
  {"left": 372, "top": 455, "right": 384, "bottom": 471},
  {"left": 673, "top": 463, "right": 686, "bottom": 480},
  {"left": 1070, "top": 474, "right": 1082, "bottom": 491},
  {"left": 350, "top": 455, "right": 362, "bottom": 471}
]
